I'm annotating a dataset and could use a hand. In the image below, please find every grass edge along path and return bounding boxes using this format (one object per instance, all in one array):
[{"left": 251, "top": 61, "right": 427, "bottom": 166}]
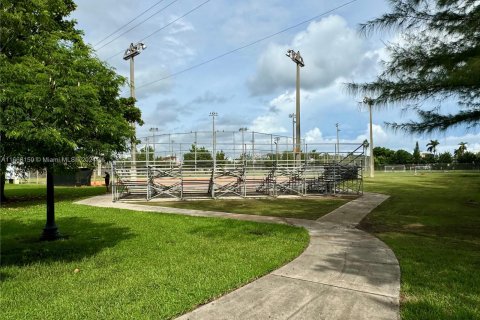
[
  {"left": 1, "top": 185, "right": 309, "bottom": 320},
  {"left": 362, "top": 172, "right": 480, "bottom": 320},
  {"left": 136, "top": 197, "right": 351, "bottom": 221}
]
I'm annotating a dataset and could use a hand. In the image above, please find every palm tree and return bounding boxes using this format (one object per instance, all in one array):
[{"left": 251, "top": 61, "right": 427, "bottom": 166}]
[
  {"left": 426, "top": 140, "right": 440, "bottom": 156},
  {"left": 454, "top": 142, "right": 468, "bottom": 157}
]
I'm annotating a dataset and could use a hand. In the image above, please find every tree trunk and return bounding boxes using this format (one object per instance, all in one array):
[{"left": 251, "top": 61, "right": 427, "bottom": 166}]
[
  {"left": 40, "top": 166, "right": 60, "bottom": 240},
  {"left": 0, "top": 129, "right": 6, "bottom": 203},
  {"left": 0, "top": 171, "right": 6, "bottom": 203}
]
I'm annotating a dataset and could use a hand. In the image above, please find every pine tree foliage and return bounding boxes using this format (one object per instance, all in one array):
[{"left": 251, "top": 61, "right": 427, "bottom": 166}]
[
  {"left": 348, "top": 0, "right": 480, "bottom": 133},
  {"left": 413, "top": 141, "right": 421, "bottom": 163}
]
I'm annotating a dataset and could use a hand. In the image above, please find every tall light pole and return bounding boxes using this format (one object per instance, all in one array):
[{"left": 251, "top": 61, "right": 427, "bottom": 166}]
[
  {"left": 336, "top": 123, "right": 340, "bottom": 162},
  {"left": 149, "top": 127, "right": 158, "bottom": 166},
  {"left": 145, "top": 136, "right": 150, "bottom": 165},
  {"left": 363, "top": 97, "right": 374, "bottom": 178},
  {"left": 194, "top": 131, "right": 198, "bottom": 171},
  {"left": 252, "top": 131, "right": 255, "bottom": 165},
  {"left": 171, "top": 139, "right": 175, "bottom": 167},
  {"left": 274, "top": 137, "right": 280, "bottom": 166},
  {"left": 239, "top": 127, "right": 248, "bottom": 162},
  {"left": 286, "top": 49, "right": 305, "bottom": 165},
  {"left": 123, "top": 42, "right": 146, "bottom": 164},
  {"left": 210, "top": 112, "right": 218, "bottom": 197},
  {"left": 289, "top": 113, "right": 296, "bottom": 155}
]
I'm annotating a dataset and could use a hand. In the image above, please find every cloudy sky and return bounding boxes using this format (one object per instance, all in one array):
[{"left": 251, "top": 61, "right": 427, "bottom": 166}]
[{"left": 72, "top": 0, "right": 479, "bottom": 154}]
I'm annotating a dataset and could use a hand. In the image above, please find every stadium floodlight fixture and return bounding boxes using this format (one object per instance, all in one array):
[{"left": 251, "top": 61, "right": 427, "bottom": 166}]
[
  {"left": 286, "top": 49, "right": 305, "bottom": 67},
  {"left": 123, "top": 42, "right": 147, "bottom": 60}
]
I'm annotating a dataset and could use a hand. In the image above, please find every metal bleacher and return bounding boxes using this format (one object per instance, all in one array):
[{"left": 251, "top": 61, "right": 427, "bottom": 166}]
[{"left": 111, "top": 131, "right": 367, "bottom": 201}]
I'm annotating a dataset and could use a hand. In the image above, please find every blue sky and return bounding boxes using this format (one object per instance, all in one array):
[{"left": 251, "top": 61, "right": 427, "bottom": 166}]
[{"left": 72, "top": 0, "right": 480, "bottom": 154}]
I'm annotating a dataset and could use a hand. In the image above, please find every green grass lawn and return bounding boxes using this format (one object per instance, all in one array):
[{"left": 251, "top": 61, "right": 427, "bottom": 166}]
[
  {"left": 138, "top": 197, "right": 350, "bottom": 220},
  {"left": 363, "top": 171, "right": 480, "bottom": 320},
  {"left": 2, "top": 184, "right": 108, "bottom": 207},
  {"left": 1, "top": 185, "right": 309, "bottom": 320}
]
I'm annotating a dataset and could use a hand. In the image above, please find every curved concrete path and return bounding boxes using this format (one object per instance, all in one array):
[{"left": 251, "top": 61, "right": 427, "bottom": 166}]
[{"left": 76, "top": 193, "right": 400, "bottom": 320}]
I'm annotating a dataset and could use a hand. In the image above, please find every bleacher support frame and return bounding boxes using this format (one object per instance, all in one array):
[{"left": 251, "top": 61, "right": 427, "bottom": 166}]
[{"left": 112, "top": 131, "right": 367, "bottom": 201}]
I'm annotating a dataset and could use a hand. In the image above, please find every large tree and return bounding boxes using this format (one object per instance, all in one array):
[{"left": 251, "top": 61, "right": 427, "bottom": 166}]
[
  {"left": 0, "top": 0, "right": 142, "bottom": 239},
  {"left": 426, "top": 139, "right": 440, "bottom": 156},
  {"left": 348, "top": 0, "right": 480, "bottom": 133},
  {"left": 183, "top": 144, "right": 213, "bottom": 168},
  {"left": 454, "top": 141, "right": 468, "bottom": 157},
  {"left": 438, "top": 151, "right": 453, "bottom": 163},
  {"left": 393, "top": 149, "right": 414, "bottom": 164},
  {"left": 373, "top": 146, "right": 395, "bottom": 166},
  {"left": 413, "top": 141, "right": 421, "bottom": 163}
]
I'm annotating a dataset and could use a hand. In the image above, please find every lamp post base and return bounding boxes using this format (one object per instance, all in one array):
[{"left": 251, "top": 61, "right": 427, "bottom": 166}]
[{"left": 40, "top": 225, "right": 61, "bottom": 241}]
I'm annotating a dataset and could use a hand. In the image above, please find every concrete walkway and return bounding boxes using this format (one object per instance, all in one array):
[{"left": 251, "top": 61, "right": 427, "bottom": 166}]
[{"left": 76, "top": 193, "right": 399, "bottom": 320}]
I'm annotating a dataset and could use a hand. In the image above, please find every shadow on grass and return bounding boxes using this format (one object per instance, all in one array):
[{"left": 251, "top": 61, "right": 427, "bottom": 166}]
[
  {"left": 2, "top": 186, "right": 107, "bottom": 209},
  {"left": 1, "top": 216, "right": 135, "bottom": 267},
  {"left": 402, "top": 299, "right": 479, "bottom": 320},
  {"left": 141, "top": 198, "right": 350, "bottom": 220},
  {"left": 186, "top": 220, "right": 302, "bottom": 240}
]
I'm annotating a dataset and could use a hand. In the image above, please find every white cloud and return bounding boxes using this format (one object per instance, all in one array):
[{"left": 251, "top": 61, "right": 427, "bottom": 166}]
[
  {"left": 356, "top": 123, "right": 389, "bottom": 146},
  {"left": 167, "top": 18, "right": 195, "bottom": 35},
  {"left": 304, "top": 124, "right": 388, "bottom": 145},
  {"left": 268, "top": 90, "right": 295, "bottom": 112},
  {"left": 436, "top": 133, "right": 480, "bottom": 154},
  {"left": 251, "top": 115, "right": 287, "bottom": 133},
  {"left": 305, "top": 127, "right": 324, "bottom": 143},
  {"left": 352, "top": 126, "right": 480, "bottom": 154},
  {"left": 248, "top": 15, "right": 369, "bottom": 95},
  {"left": 162, "top": 36, "right": 196, "bottom": 59}
]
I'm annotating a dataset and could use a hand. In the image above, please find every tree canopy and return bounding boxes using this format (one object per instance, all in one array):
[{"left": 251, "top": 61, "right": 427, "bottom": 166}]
[
  {"left": 183, "top": 144, "right": 213, "bottom": 167},
  {"left": 348, "top": 0, "right": 480, "bottom": 133},
  {"left": 0, "top": 0, "right": 143, "bottom": 238},
  {"left": 454, "top": 142, "right": 468, "bottom": 157},
  {"left": 426, "top": 140, "right": 440, "bottom": 155},
  {"left": 413, "top": 141, "right": 421, "bottom": 163},
  {"left": 1, "top": 0, "right": 142, "bottom": 174}
]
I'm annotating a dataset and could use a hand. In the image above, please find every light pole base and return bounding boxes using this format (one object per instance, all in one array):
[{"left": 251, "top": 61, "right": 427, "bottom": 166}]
[{"left": 40, "top": 225, "right": 61, "bottom": 241}]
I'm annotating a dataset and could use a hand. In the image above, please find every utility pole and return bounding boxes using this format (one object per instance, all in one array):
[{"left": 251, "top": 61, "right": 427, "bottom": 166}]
[
  {"left": 171, "top": 139, "right": 175, "bottom": 167},
  {"left": 286, "top": 49, "right": 305, "bottom": 165},
  {"left": 123, "top": 42, "right": 146, "bottom": 166},
  {"left": 252, "top": 131, "right": 255, "bottom": 169},
  {"left": 194, "top": 131, "right": 198, "bottom": 171},
  {"left": 238, "top": 127, "right": 248, "bottom": 197},
  {"left": 336, "top": 123, "right": 340, "bottom": 162},
  {"left": 149, "top": 127, "right": 158, "bottom": 166},
  {"left": 233, "top": 132, "right": 236, "bottom": 165},
  {"left": 363, "top": 97, "right": 375, "bottom": 178},
  {"left": 289, "top": 113, "right": 296, "bottom": 155},
  {"left": 209, "top": 112, "right": 218, "bottom": 198},
  {"left": 239, "top": 127, "right": 248, "bottom": 163},
  {"left": 145, "top": 136, "right": 149, "bottom": 165},
  {"left": 274, "top": 137, "right": 280, "bottom": 166}
]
